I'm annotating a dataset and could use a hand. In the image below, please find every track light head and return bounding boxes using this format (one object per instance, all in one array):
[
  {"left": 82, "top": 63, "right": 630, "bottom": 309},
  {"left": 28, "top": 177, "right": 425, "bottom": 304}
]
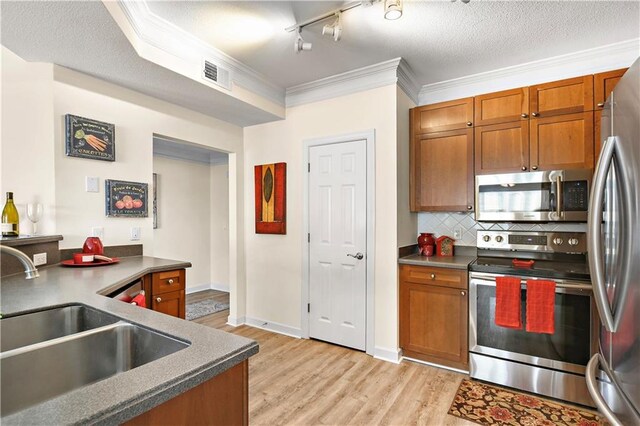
[
  {"left": 384, "top": 0, "right": 402, "bottom": 20},
  {"left": 322, "top": 13, "right": 342, "bottom": 42},
  {"left": 294, "top": 30, "right": 312, "bottom": 53}
]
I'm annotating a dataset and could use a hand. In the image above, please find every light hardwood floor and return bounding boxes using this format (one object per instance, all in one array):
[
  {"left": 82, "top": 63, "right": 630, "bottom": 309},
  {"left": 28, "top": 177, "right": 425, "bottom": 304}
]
[{"left": 187, "top": 290, "right": 474, "bottom": 426}]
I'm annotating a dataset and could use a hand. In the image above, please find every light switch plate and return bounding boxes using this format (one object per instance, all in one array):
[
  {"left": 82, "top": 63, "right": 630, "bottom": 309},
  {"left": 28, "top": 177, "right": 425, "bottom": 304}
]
[
  {"left": 91, "top": 227, "right": 104, "bottom": 240},
  {"left": 130, "top": 227, "right": 141, "bottom": 241},
  {"left": 86, "top": 176, "right": 99, "bottom": 193},
  {"left": 33, "top": 252, "right": 47, "bottom": 266}
]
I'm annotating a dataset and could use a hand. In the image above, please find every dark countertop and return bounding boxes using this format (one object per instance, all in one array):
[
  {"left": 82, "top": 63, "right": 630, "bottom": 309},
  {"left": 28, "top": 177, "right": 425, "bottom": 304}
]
[
  {"left": 0, "top": 234, "right": 63, "bottom": 247},
  {"left": 399, "top": 245, "right": 476, "bottom": 270},
  {"left": 0, "top": 256, "right": 258, "bottom": 425}
]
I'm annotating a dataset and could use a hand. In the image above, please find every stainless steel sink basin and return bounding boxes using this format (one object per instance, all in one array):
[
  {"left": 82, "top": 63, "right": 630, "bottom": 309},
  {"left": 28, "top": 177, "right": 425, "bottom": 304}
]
[
  {"left": 0, "top": 305, "right": 119, "bottom": 352},
  {"left": 0, "top": 315, "right": 189, "bottom": 416}
]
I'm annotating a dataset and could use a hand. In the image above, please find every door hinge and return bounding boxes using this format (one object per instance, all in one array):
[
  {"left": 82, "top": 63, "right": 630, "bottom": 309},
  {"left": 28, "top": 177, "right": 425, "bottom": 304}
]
[
  {"left": 308, "top": 233, "right": 310, "bottom": 243},
  {"left": 308, "top": 163, "right": 310, "bottom": 172},
  {"left": 307, "top": 303, "right": 310, "bottom": 313}
]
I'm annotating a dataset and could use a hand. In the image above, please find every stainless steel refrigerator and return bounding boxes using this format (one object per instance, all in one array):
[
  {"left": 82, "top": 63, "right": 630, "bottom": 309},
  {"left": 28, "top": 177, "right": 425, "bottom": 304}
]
[{"left": 587, "top": 57, "right": 640, "bottom": 426}]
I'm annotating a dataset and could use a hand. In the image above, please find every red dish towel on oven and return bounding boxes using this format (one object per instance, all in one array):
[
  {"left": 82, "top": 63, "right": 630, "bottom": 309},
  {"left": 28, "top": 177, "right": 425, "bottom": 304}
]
[
  {"left": 526, "top": 280, "right": 556, "bottom": 334},
  {"left": 495, "top": 276, "right": 522, "bottom": 329}
]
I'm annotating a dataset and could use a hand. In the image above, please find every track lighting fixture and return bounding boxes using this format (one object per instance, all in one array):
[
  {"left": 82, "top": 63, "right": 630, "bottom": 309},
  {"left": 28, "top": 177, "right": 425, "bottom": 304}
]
[
  {"left": 384, "top": 0, "right": 402, "bottom": 20},
  {"left": 294, "top": 29, "right": 312, "bottom": 53},
  {"left": 322, "top": 13, "right": 342, "bottom": 42}
]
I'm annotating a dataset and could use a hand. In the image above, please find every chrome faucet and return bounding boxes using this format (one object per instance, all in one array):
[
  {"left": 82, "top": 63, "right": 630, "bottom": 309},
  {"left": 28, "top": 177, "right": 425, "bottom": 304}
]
[{"left": 1, "top": 245, "right": 40, "bottom": 279}]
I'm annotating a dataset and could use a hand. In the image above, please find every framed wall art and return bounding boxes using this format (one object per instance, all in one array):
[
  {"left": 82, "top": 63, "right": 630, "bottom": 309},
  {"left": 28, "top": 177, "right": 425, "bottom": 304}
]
[
  {"left": 255, "top": 162, "right": 286, "bottom": 234},
  {"left": 105, "top": 179, "right": 148, "bottom": 218},
  {"left": 65, "top": 114, "right": 115, "bottom": 161}
]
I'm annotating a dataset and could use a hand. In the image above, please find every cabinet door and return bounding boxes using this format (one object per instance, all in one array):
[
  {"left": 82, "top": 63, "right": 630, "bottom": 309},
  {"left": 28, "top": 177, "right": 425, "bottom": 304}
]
[
  {"left": 594, "top": 68, "right": 627, "bottom": 109},
  {"left": 529, "top": 76, "right": 594, "bottom": 118},
  {"left": 530, "top": 112, "right": 594, "bottom": 171},
  {"left": 400, "top": 279, "right": 468, "bottom": 370},
  {"left": 475, "top": 122, "right": 530, "bottom": 174},
  {"left": 412, "top": 98, "right": 474, "bottom": 134},
  {"left": 411, "top": 129, "right": 474, "bottom": 212},
  {"left": 474, "top": 87, "right": 529, "bottom": 126},
  {"left": 152, "top": 289, "right": 185, "bottom": 319}
]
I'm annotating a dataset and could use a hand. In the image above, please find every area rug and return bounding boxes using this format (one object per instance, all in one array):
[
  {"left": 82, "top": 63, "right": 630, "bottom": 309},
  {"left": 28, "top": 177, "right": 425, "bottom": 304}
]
[
  {"left": 186, "top": 299, "right": 229, "bottom": 321},
  {"left": 448, "top": 379, "right": 608, "bottom": 426}
]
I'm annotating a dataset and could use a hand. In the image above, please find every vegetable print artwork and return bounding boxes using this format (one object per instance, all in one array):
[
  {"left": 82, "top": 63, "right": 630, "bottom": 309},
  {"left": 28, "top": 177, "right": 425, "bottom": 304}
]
[
  {"left": 105, "top": 180, "right": 148, "bottom": 218},
  {"left": 65, "top": 114, "right": 115, "bottom": 161},
  {"left": 255, "top": 163, "right": 286, "bottom": 234}
]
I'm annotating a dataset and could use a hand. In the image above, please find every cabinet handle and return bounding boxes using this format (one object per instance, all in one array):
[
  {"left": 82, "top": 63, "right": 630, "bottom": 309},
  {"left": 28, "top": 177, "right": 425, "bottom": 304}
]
[
  {"left": 597, "top": 102, "right": 605, "bottom": 108},
  {"left": 466, "top": 121, "right": 472, "bottom": 127},
  {"left": 532, "top": 166, "right": 538, "bottom": 170},
  {"left": 521, "top": 113, "right": 528, "bottom": 118},
  {"left": 467, "top": 205, "right": 473, "bottom": 210},
  {"left": 156, "top": 297, "right": 162, "bottom": 303},
  {"left": 168, "top": 279, "right": 174, "bottom": 284},
  {"left": 521, "top": 166, "right": 527, "bottom": 171},
  {"left": 461, "top": 291, "right": 466, "bottom": 296},
  {"left": 430, "top": 273, "right": 436, "bottom": 280},
  {"left": 532, "top": 112, "right": 540, "bottom": 117}
]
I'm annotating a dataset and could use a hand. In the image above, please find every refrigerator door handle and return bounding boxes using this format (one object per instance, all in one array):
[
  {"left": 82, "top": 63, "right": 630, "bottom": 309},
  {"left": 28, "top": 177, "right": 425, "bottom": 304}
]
[
  {"left": 588, "top": 136, "right": 618, "bottom": 332},
  {"left": 586, "top": 354, "right": 624, "bottom": 426}
]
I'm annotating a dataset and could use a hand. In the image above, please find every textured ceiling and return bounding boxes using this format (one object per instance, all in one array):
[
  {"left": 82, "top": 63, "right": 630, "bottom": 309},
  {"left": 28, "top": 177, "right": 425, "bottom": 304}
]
[
  {"left": 0, "top": 1, "right": 280, "bottom": 126},
  {"left": 147, "top": 0, "right": 640, "bottom": 88}
]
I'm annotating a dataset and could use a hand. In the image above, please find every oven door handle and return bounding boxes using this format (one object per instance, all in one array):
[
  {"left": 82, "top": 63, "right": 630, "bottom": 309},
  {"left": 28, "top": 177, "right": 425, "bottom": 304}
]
[
  {"left": 586, "top": 354, "right": 623, "bottom": 426},
  {"left": 469, "top": 274, "right": 592, "bottom": 291},
  {"left": 588, "top": 136, "right": 618, "bottom": 332}
]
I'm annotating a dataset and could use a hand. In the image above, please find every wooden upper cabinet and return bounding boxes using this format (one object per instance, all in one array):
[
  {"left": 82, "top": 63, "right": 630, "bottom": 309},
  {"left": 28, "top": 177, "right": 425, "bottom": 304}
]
[
  {"left": 411, "top": 128, "right": 474, "bottom": 212},
  {"left": 529, "top": 76, "right": 594, "bottom": 118},
  {"left": 530, "top": 112, "right": 594, "bottom": 171},
  {"left": 413, "top": 97, "right": 474, "bottom": 134},
  {"left": 594, "top": 68, "right": 627, "bottom": 109},
  {"left": 475, "top": 122, "right": 530, "bottom": 174},
  {"left": 474, "top": 87, "right": 529, "bottom": 126}
]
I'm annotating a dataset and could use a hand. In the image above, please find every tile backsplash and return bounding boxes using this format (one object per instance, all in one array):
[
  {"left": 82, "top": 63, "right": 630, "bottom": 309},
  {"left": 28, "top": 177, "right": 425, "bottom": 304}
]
[{"left": 417, "top": 212, "right": 587, "bottom": 247}]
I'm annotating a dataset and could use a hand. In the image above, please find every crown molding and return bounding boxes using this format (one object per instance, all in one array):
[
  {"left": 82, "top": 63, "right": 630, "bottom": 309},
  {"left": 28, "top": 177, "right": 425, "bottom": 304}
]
[
  {"left": 419, "top": 38, "right": 640, "bottom": 105},
  {"left": 115, "top": 0, "right": 285, "bottom": 107},
  {"left": 286, "top": 57, "right": 420, "bottom": 107}
]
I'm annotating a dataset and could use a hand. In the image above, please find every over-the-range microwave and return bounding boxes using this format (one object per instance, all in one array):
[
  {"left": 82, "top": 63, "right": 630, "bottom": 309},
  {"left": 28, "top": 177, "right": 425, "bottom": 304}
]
[{"left": 475, "top": 169, "right": 592, "bottom": 222}]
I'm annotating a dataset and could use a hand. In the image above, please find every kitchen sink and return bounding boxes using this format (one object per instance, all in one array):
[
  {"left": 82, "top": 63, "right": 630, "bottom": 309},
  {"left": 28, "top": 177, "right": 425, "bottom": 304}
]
[
  {"left": 0, "top": 305, "right": 120, "bottom": 352},
  {"left": 0, "top": 312, "right": 189, "bottom": 417}
]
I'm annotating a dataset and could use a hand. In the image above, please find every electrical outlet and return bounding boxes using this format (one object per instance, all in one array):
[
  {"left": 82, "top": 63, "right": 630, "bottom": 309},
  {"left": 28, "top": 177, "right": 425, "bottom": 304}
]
[
  {"left": 453, "top": 227, "right": 463, "bottom": 240},
  {"left": 85, "top": 176, "right": 99, "bottom": 193},
  {"left": 91, "top": 227, "right": 104, "bottom": 240},
  {"left": 33, "top": 252, "right": 47, "bottom": 266},
  {"left": 130, "top": 227, "right": 141, "bottom": 241}
]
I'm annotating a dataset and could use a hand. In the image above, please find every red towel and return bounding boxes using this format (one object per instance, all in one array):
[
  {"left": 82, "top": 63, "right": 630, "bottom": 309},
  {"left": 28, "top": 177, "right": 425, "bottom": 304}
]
[
  {"left": 526, "top": 280, "right": 556, "bottom": 334},
  {"left": 130, "top": 290, "right": 147, "bottom": 309},
  {"left": 495, "top": 276, "right": 522, "bottom": 329}
]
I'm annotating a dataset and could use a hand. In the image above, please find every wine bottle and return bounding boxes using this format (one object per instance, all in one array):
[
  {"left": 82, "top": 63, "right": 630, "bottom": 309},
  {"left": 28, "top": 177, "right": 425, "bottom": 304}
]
[{"left": 2, "top": 192, "right": 19, "bottom": 237}]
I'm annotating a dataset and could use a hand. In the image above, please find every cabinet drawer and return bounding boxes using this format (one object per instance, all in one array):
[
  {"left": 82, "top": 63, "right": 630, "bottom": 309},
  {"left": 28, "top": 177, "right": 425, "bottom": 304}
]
[
  {"left": 152, "top": 269, "right": 185, "bottom": 295},
  {"left": 400, "top": 264, "right": 467, "bottom": 289}
]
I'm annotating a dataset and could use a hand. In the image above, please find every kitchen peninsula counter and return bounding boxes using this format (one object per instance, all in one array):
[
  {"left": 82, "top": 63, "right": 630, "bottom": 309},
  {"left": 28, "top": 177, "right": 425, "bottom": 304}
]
[{"left": 0, "top": 256, "right": 258, "bottom": 425}]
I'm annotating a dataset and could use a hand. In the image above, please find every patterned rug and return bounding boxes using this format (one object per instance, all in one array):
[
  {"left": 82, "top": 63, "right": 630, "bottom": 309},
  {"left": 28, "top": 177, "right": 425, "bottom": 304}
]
[
  {"left": 449, "top": 379, "right": 608, "bottom": 426},
  {"left": 185, "top": 299, "right": 229, "bottom": 321}
]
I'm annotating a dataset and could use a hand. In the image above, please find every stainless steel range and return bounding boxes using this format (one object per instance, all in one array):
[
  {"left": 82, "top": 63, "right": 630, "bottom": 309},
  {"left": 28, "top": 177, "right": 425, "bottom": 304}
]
[{"left": 469, "top": 230, "right": 597, "bottom": 407}]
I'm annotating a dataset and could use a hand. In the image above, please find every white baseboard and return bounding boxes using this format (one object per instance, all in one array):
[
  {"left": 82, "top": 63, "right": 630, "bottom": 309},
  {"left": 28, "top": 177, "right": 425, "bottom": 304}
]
[
  {"left": 373, "top": 346, "right": 402, "bottom": 364},
  {"left": 245, "top": 316, "right": 302, "bottom": 339},
  {"left": 402, "top": 356, "right": 469, "bottom": 375},
  {"left": 226, "top": 315, "right": 245, "bottom": 327},
  {"left": 185, "top": 282, "right": 230, "bottom": 295}
]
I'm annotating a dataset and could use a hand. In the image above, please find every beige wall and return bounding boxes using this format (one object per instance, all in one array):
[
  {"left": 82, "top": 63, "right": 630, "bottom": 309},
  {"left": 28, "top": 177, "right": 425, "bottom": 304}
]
[
  {"left": 396, "top": 87, "right": 417, "bottom": 248},
  {"left": 1, "top": 47, "right": 56, "bottom": 235},
  {"left": 243, "top": 84, "right": 402, "bottom": 353},
  {"left": 210, "top": 163, "right": 230, "bottom": 291}
]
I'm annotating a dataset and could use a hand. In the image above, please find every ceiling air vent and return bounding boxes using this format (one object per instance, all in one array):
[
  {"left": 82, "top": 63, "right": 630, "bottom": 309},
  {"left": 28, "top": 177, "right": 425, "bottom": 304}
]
[{"left": 202, "top": 59, "right": 231, "bottom": 90}]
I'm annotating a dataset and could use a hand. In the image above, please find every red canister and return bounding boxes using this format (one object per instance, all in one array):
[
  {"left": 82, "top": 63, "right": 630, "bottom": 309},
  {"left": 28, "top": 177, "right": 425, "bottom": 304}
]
[
  {"left": 82, "top": 237, "right": 104, "bottom": 255},
  {"left": 417, "top": 233, "right": 436, "bottom": 257}
]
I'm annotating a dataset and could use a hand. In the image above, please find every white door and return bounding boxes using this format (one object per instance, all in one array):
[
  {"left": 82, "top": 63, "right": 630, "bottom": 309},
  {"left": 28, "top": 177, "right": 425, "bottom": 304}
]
[{"left": 309, "top": 140, "right": 367, "bottom": 350}]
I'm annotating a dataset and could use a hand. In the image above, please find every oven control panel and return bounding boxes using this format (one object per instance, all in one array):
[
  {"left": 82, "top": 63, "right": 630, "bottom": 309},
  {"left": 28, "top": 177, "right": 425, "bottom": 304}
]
[{"left": 477, "top": 231, "right": 587, "bottom": 253}]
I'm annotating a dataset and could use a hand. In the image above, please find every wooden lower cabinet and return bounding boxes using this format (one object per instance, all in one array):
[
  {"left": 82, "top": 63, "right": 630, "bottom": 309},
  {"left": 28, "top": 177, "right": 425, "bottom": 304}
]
[
  {"left": 152, "top": 289, "right": 185, "bottom": 319},
  {"left": 124, "top": 360, "right": 248, "bottom": 426},
  {"left": 399, "top": 265, "right": 468, "bottom": 371},
  {"left": 142, "top": 269, "right": 186, "bottom": 319}
]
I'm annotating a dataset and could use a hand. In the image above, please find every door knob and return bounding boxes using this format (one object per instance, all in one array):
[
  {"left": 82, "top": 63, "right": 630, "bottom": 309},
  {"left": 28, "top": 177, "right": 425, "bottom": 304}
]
[
  {"left": 521, "top": 113, "right": 528, "bottom": 118},
  {"left": 156, "top": 297, "right": 162, "bottom": 303},
  {"left": 347, "top": 252, "right": 364, "bottom": 260},
  {"left": 461, "top": 291, "right": 466, "bottom": 296},
  {"left": 521, "top": 166, "right": 527, "bottom": 171},
  {"left": 532, "top": 112, "right": 540, "bottom": 117},
  {"left": 597, "top": 102, "right": 605, "bottom": 108},
  {"left": 466, "top": 121, "right": 473, "bottom": 127},
  {"left": 467, "top": 205, "right": 473, "bottom": 210},
  {"left": 168, "top": 279, "right": 174, "bottom": 284},
  {"left": 531, "top": 166, "right": 538, "bottom": 170}
]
